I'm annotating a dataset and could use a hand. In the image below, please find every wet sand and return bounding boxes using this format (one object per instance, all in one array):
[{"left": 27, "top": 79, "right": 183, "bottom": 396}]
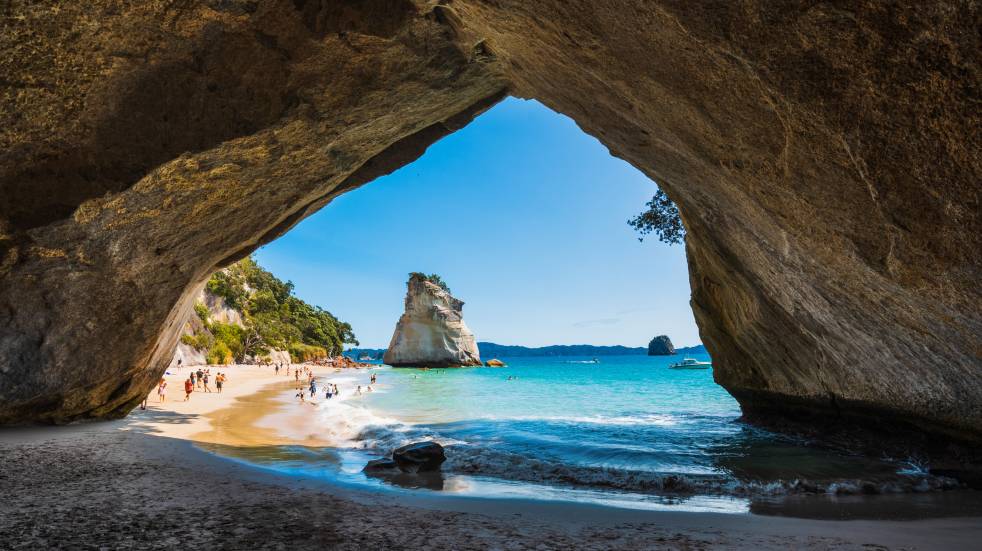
[{"left": 1, "top": 364, "right": 981, "bottom": 549}]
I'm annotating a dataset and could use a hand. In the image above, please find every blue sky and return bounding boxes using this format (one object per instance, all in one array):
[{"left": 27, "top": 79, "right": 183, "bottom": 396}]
[{"left": 254, "top": 97, "right": 700, "bottom": 349}]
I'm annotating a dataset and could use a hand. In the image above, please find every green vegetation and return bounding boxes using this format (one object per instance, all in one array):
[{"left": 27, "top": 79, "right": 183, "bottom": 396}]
[
  {"left": 180, "top": 333, "right": 212, "bottom": 351},
  {"left": 193, "top": 302, "right": 210, "bottom": 323},
  {"left": 195, "top": 256, "right": 356, "bottom": 364},
  {"left": 410, "top": 272, "right": 451, "bottom": 294},
  {"left": 628, "top": 188, "right": 686, "bottom": 245},
  {"left": 206, "top": 341, "right": 234, "bottom": 365}
]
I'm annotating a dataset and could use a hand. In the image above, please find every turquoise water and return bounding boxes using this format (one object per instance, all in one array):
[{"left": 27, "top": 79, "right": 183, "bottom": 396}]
[{"left": 214, "top": 354, "right": 967, "bottom": 514}]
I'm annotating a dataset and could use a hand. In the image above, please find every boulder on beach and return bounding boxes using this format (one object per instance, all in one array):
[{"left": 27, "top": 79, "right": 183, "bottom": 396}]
[
  {"left": 647, "top": 335, "right": 676, "bottom": 356},
  {"left": 392, "top": 441, "right": 446, "bottom": 473},
  {"left": 485, "top": 359, "right": 506, "bottom": 367},
  {"left": 383, "top": 273, "right": 481, "bottom": 368}
]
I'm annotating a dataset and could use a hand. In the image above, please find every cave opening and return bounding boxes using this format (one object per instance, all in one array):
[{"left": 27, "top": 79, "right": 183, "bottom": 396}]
[
  {"left": 250, "top": 96, "right": 701, "bottom": 358},
  {"left": 169, "top": 96, "right": 949, "bottom": 513}
]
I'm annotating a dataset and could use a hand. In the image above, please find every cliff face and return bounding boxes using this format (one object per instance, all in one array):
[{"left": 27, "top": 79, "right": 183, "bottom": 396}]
[
  {"left": 0, "top": 1, "right": 979, "bottom": 451},
  {"left": 384, "top": 275, "right": 481, "bottom": 368},
  {"left": 167, "top": 289, "right": 242, "bottom": 369},
  {"left": 647, "top": 336, "right": 675, "bottom": 356}
]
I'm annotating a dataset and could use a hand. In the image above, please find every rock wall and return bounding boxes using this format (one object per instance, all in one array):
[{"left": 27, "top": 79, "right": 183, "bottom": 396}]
[
  {"left": 383, "top": 275, "right": 481, "bottom": 368},
  {"left": 168, "top": 342, "right": 207, "bottom": 370},
  {"left": 265, "top": 349, "right": 292, "bottom": 367},
  {"left": 0, "top": 1, "right": 979, "bottom": 451}
]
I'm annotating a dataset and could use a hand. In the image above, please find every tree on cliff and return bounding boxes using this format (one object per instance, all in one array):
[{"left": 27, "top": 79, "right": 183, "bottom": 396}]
[
  {"left": 409, "top": 272, "right": 451, "bottom": 294},
  {"left": 204, "top": 257, "right": 357, "bottom": 362},
  {"left": 628, "top": 188, "right": 686, "bottom": 244}
]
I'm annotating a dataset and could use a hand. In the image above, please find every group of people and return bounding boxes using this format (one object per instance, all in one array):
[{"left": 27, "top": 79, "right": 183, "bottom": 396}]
[
  {"left": 181, "top": 368, "right": 229, "bottom": 401},
  {"left": 148, "top": 359, "right": 383, "bottom": 409},
  {"left": 294, "top": 368, "right": 379, "bottom": 403},
  {"left": 295, "top": 366, "right": 320, "bottom": 402}
]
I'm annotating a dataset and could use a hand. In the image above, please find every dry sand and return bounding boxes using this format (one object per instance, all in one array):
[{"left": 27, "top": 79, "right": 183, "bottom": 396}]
[{"left": 1, "top": 364, "right": 981, "bottom": 550}]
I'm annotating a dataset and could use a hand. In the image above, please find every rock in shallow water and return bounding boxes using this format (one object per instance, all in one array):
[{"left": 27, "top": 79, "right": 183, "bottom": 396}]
[
  {"left": 363, "top": 458, "right": 400, "bottom": 472},
  {"left": 392, "top": 442, "right": 446, "bottom": 473},
  {"left": 383, "top": 274, "right": 481, "bottom": 368}
]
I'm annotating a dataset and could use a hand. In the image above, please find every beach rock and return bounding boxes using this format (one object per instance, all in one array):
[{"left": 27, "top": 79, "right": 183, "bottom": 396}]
[
  {"left": 392, "top": 442, "right": 446, "bottom": 473},
  {"left": 647, "top": 336, "right": 675, "bottom": 356},
  {"left": 363, "top": 458, "right": 399, "bottom": 472},
  {"left": 485, "top": 359, "right": 506, "bottom": 367},
  {"left": 383, "top": 275, "right": 481, "bottom": 368},
  {"left": 0, "top": 1, "right": 979, "bottom": 460}
]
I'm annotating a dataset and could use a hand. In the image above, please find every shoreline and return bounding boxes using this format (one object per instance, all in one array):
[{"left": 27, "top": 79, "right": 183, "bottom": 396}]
[{"left": 2, "top": 363, "right": 982, "bottom": 549}]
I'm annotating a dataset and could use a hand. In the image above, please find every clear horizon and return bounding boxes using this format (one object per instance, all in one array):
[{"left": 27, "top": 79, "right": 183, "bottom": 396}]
[{"left": 254, "top": 97, "right": 700, "bottom": 349}]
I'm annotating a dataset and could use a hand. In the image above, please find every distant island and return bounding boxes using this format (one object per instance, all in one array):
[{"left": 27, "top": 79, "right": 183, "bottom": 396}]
[
  {"left": 647, "top": 335, "right": 675, "bottom": 356},
  {"left": 346, "top": 342, "right": 706, "bottom": 359}
]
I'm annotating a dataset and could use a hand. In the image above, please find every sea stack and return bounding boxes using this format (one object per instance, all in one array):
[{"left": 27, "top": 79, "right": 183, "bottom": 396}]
[
  {"left": 383, "top": 273, "right": 481, "bottom": 367},
  {"left": 647, "top": 335, "right": 676, "bottom": 356}
]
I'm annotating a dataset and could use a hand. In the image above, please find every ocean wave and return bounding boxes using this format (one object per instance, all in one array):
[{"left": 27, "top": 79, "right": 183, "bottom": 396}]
[
  {"left": 477, "top": 413, "right": 680, "bottom": 427},
  {"left": 441, "top": 445, "right": 961, "bottom": 497},
  {"left": 314, "top": 398, "right": 402, "bottom": 448},
  {"left": 310, "top": 388, "right": 961, "bottom": 499}
]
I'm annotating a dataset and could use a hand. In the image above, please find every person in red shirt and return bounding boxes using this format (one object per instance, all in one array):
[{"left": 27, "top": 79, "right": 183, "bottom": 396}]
[{"left": 184, "top": 377, "right": 194, "bottom": 401}]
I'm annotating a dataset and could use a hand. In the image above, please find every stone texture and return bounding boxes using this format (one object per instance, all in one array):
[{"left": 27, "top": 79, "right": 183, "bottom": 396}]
[
  {"left": 0, "top": 0, "right": 979, "bottom": 452},
  {"left": 392, "top": 441, "right": 447, "bottom": 473},
  {"left": 362, "top": 458, "right": 400, "bottom": 472},
  {"left": 383, "top": 274, "right": 481, "bottom": 368},
  {"left": 647, "top": 336, "right": 676, "bottom": 356}
]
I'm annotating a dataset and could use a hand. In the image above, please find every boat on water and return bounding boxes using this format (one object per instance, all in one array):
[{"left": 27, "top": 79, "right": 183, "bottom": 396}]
[{"left": 669, "top": 358, "right": 712, "bottom": 369}]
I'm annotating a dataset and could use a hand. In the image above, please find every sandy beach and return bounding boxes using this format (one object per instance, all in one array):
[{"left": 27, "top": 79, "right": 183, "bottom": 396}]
[{"left": 1, "top": 364, "right": 981, "bottom": 550}]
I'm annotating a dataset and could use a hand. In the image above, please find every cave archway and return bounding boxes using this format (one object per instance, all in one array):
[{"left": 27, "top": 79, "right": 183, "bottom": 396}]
[{"left": 1, "top": 1, "right": 978, "bottom": 450}]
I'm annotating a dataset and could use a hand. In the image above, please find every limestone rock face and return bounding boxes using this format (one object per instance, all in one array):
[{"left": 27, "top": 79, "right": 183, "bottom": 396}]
[
  {"left": 0, "top": 1, "right": 979, "bottom": 453},
  {"left": 384, "top": 275, "right": 481, "bottom": 368},
  {"left": 647, "top": 336, "right": 675, "bottom": 356}
]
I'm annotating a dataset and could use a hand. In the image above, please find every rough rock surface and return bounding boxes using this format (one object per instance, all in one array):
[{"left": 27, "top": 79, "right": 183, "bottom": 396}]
[
  {"left": 0, "top": 1, "right": 979, "bottom": 453},
  {"left": 362, "top": 458, "right": 400, "bottom": 472},
  {"left": 167, "top": 289, "right": 246, "bottom": 368},
  {"left": 647, "top": 336, "right": 676, "bottom": 356},
  {"left": 392, "top": 441, "right": 447, "bottom": 473},
  {"left": 384, "top": 274, "right": 481, "bottom": 368}
]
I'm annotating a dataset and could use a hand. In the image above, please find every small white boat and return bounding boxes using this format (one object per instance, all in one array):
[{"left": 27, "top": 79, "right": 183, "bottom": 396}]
[{"left": 669, "top": 358, "right": 712, "bottom": 369}]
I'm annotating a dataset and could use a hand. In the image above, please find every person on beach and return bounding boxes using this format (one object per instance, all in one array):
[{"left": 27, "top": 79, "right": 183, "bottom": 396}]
[
  {"left": 356, "top": 385, "right": 362, "bottom": 395},
  {"left": 196, "top": 369, "right": 204, "bottom": 389},
  {"left": 309, "top": 378, "right": 317, "bottom": 399},
  {"left": 157, "top": 379, "right": 167, "bottom": 403},
  {"left": 203, "top": 372, "right": 212, "bottom": 393},
  {"left": 325, "top": 388, "right": 333, "bottom": 400},
  {"left": 215, "top": 373, "right": 224, "bottom": 393},
  {"left": 370, "top": 373, "right": 376, "bottom": 384},
  {"left": 295, "top": 370, "right": 299, "bottom": 382},
  {"left": 295, "top": 387, "right": 305, "bottom": 403},
  {"left": 189, "top": 371, "right": 196, "bottom": 388},
  {"left": 184, "top": 377, "right": 194, "bottom": 401}
]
